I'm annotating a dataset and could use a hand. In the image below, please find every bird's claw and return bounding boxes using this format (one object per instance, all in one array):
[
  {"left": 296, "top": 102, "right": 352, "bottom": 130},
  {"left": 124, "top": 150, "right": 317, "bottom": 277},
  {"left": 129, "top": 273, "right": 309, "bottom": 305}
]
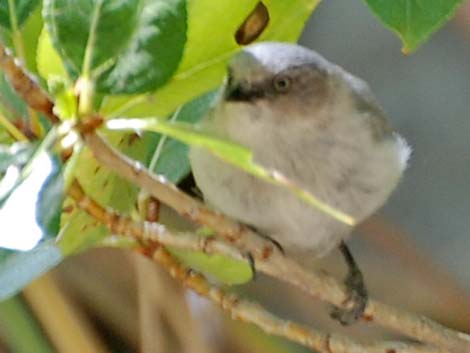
[{"left": 330, "top": 267, "right": 368, "bottom": 325}]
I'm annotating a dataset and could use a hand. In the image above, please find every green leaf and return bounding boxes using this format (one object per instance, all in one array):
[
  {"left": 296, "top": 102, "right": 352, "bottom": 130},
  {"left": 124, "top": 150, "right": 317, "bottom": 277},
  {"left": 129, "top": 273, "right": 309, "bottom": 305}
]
[
  {"left": 43, "top": 0, "right": 138, "bottom": 78},
  {"left": 98, "top": 0, "right": 187, "bottom": 94},
  {"left": 169, "top": 245, "right": 252, "bottom": 285},
  {"left": 36, "top": 155, "right": 64, "bottom": 239},
  {"left": 364, "top": 0, "right": 464, "bottom": 53},
  {"left": 0, "top": 142, "right": 35, "bottom": 172},
  {"left": 0, "top": 0, "right": 40, "bottom": 29},
  {"left": 0, "top": 72, "right": 28, "bottom": 120},
  {"left": 101, "top": 0, "right": 320, "bottom": 117},
  {"left": 106, "top": 118, "right": 355, "bottom": 226},
  {"left": 43, "top": 0, "right": 187, "bottom": 94},
  {"left": 151, "top": 91, "right": 216, "bottom": 183},
  {"left": 0, "top": 242, "right": 63, "bottom": 300},
  {"left": 36, "top": 27, "right": 68, "bottom": 81},
  {"left": 18, "top": 4, "right": 43, "bottom": 73},
  {"left": 58, "top": 131, "right": 158, "bottom": 255}
]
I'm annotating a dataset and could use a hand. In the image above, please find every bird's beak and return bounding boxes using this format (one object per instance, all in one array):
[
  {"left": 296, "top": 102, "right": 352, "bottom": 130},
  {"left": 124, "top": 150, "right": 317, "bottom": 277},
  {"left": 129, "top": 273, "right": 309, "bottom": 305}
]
[
  {"left": 224, "top": 73, "right": 263, "bottom": 102},
  {"left": 224, "top": 71, "right": 243, "bottom": 101}
]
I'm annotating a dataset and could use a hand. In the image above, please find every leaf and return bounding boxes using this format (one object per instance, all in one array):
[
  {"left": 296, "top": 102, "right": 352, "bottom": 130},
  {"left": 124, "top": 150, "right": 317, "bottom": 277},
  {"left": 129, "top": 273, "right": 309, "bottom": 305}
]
[
  {"left": 36, "top": 27, "right": 68, "bottom": 81},
  {"left": 106, "top": 118, "right": 356, "bottom": 226},
  {"left": 43, "top": 0, "right": 187, "bottom": 94},
  {"left": 0, "top": 72, "right": 28, "bottom": 120},
  {"left": 151, "top": 91, "right": 217, "bottom": 183},
  {"left": 170, "top": 245, "right": 252, "bottom": 285},
  {"left": 0, "top": 142, "right": 35, "bottom": 172},
  {"left": 36, "top": 155, "right": 64, "bottom": 238},
  {"left": 0, "top": 242, "right": 63, "bottom": 300},
  {"left": 0, "top": 134, "right": 64, "bottom": 251},
  {"left": 0, "top": 0, "right": 40, "bottom": 29},
  {"left": 364, "top": 0, "right": 464, "bottom": 53},
  {"left": 58, "top": 131, "right": 158, "bottom": 255},
  {"left": 18, "top": 4, "right": 43, "bottom": 73},
  {"left": 101, "top": 0, "right": 320, "bottom": 117}
]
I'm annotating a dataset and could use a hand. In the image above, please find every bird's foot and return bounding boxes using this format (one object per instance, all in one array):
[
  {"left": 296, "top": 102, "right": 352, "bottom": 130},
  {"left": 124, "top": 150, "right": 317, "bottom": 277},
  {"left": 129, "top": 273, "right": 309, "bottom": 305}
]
[
  {"left": 330, "top": 268, "right": 368, "bottom": 325},
  {"left": 254, "top": 229, "right": 285, "bottom": 255},
  {"left": 329, "top": 242, "right": 368, "bottom": 325},
  {"left": 244, "top": 226, "right": 284, "bottom": 280}
]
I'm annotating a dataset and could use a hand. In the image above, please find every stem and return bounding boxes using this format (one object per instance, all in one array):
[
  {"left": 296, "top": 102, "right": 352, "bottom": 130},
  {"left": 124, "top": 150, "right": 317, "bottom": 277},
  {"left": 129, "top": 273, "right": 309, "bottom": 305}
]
[
  {"left": 0, "top": 111, "right": 28, "bottom": 141},
  {"left": 78, "top": 0, "right": 102, "bottom": 116},
  {"left": 148, "top": 107, "right": 182, "bottom": 171},
  {"left": 81, "top": 1, "right": 102, "bottom": 78}
]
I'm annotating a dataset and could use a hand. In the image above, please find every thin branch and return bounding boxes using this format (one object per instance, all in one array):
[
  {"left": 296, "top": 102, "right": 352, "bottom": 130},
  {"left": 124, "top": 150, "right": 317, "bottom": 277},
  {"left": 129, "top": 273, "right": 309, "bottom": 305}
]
[
  {"left": 0, "top": 44, "right": 58, "bottom": 124},
  {"left": 69, "top": 180, "right": 443, "bottom": 353},
  {"left": 0, "top": 111, "right": 28, "bottom": 141}
]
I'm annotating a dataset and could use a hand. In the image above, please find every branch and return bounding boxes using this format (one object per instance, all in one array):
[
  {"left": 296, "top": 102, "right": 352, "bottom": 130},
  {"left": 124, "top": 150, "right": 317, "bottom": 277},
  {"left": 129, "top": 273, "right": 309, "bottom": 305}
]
[
  {"left": 82, "top": 131, "right": 470, "bottom": 353},
  {"left": 69, "top": 180, "right": 443, "bottom": 353},
  {"left": 0, "top": 44, "right": 59, "bottom": 124}
]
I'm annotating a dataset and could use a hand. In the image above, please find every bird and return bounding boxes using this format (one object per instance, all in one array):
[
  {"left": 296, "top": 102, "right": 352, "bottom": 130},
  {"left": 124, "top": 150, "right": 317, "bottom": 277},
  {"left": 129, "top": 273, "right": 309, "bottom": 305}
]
[{"left": 189, "top": 42, "right": 410, "bottom": 324}]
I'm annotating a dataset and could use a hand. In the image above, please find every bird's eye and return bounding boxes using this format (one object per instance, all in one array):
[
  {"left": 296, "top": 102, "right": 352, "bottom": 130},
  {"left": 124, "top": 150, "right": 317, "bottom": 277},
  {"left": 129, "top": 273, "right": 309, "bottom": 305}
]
[{"left": 273, "top": 75, "right": 292, "bottom": 93}]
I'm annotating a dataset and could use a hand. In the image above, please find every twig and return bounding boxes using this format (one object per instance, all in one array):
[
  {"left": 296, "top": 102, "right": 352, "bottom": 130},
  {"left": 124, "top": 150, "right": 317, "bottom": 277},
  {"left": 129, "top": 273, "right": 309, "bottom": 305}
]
[
  {"left": 1, "top": 39, "right": 469, "bottom": 353},
  {"left": 68, "top": 180, "right": 243, "bottom": 260},
  {"left": 69, "top": 180, "right": 443, "bottom": 353},
  {"left": 0, "top": 111, "right": 28, "bottom": 141}
]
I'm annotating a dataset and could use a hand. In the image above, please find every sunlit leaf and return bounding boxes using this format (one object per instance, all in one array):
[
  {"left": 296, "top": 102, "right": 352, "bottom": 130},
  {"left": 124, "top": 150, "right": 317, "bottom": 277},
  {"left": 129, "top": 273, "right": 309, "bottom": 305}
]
[
  {"left": 0, "top": 150, "right": 63, "bottom": 251},
  {"left": 0, "top": 130, "right": 64, "bottom": 251},
  {"left": 364, "top": 0, "right": 464, "bottom": 53},
  {"left": 36, "top": 155, "right": 64, "bottom": 238},
  {"left": 36, "top": 27, "right": 68, "bottom": 80},
  {"left": 58, "top": 132, "right": 158, "bottom": 254}
]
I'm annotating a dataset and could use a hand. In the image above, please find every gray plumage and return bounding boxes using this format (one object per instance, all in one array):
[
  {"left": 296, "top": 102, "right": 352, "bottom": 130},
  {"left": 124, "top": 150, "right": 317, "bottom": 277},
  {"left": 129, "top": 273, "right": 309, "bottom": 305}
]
[{"left": 190, "top": 42, "right": 410, "bottom": 258}]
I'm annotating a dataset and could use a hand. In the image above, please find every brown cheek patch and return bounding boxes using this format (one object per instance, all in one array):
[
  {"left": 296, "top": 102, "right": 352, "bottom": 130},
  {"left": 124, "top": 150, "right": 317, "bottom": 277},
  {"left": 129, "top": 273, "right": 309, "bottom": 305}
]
[{"left": 235, "top": 2, "right": 270, "bottom": 45}]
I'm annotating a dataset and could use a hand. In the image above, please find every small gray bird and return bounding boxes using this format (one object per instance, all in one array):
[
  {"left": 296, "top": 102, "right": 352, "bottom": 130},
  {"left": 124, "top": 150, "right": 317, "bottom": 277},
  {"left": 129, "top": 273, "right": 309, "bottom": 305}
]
[{"left": 189, "top": 42, "right": 410, "bottom": 323}]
